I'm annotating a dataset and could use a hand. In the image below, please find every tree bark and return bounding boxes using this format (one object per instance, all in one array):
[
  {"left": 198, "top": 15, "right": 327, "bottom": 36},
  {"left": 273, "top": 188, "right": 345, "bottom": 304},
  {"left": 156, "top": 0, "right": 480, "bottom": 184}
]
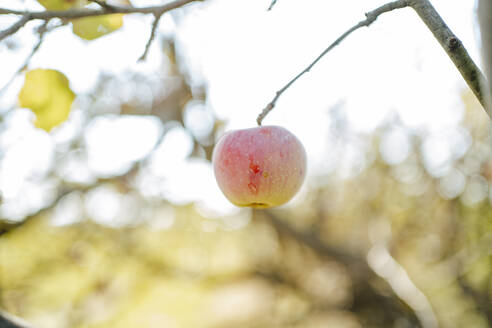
[{"left": 478, "top": 0, "right": 492, "bottom": 109}]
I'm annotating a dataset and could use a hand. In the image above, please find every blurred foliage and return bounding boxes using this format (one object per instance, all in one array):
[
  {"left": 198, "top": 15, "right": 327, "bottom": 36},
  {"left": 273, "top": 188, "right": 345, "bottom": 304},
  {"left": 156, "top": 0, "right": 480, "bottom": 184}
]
[
  {"left": 72, "top": 14, "right": 124, "bottom": 41},
  {"left": 37, "top": 0, "right": 84, "bottom": 11},
  {"left": 18, "top": 69, "right": 75, "bottom": 131},
  {"left": 2, "top": 15, "right": 492, "bottom": 328}
]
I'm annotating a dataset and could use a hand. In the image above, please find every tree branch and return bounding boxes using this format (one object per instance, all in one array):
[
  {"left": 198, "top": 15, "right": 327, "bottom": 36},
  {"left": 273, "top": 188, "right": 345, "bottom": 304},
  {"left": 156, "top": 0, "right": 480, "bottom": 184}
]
[
  {"left": 409, "top": 0, "right": 488, "bottom": 115},
  {"left": 0, "top": 21, "right": 49, "bottom": 96},
  {"left": 257, "top": 0, "right": 410, "bottom": 125},
  {"left": 258, "top": 0, "right": 488, "bottom": 125},
  {"left": 0, "top": 14, "right": 30, "bottom": 42},
  {"left": 138, "top": 12, "right": 163, "bottom": 62},
  {"left": 0, "top": 0, "right": 199, "bottom": 41}
]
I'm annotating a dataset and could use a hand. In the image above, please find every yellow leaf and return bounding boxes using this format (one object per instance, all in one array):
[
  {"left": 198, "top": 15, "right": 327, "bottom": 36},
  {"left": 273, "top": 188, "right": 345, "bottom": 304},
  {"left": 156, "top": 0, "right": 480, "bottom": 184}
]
[
  {"left": 37, "top": 0, "right": 84, "bottom": 10},
  {"left": 72, "top": 14, "right": 124, "bottom": 40},
  {"left": 18, "top": 69, "right": 75, "bottom": 132}
]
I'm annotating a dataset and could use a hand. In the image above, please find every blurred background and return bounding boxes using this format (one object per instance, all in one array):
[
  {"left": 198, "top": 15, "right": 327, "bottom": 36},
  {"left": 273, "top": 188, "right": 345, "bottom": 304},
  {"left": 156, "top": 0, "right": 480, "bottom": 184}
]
[{"left": 1, "top": 0, "right": 492, "bottom": 327}]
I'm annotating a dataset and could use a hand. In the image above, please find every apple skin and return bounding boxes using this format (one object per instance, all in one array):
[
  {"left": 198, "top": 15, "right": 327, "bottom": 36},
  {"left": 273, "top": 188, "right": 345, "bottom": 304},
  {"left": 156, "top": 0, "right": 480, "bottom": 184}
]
[{"left": 212, "top": 125, "right": 307, "bottom": 208}]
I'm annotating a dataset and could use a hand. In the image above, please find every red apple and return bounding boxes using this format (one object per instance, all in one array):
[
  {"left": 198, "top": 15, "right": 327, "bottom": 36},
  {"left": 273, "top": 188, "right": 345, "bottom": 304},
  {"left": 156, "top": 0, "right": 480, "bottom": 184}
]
[{"left": 212, "top": 125, "right": 307, "bottom": 208}]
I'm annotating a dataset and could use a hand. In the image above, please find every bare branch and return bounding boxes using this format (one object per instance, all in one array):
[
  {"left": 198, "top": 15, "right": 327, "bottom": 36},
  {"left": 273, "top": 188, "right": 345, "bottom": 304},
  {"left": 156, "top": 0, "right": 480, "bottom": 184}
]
[
  {"left": 257, "top": 0, "right": 409, "bottom": 125},
  {"left": 0, "top": 21, "right": 49, "bottom": 95},
  {"left": 0, "top": 21, "right": 49, "bottom": 96},
  {"left": 0, "top": 0, "right": 199, "bottom": 40},
  {"left": 25, "top": 22, "right": 50, "bottom": 67},
  {"left": 0, "top": 14, "right": 30, "bottom": 42},
  {"left": 258, "top": 0, "right": 489, "bottom": 125},
  {"left": 409, "top": 0, "right": 488, "bottom": 115},
  {"left": 138, "top": 12, "right": 163, "bottom": 62}
]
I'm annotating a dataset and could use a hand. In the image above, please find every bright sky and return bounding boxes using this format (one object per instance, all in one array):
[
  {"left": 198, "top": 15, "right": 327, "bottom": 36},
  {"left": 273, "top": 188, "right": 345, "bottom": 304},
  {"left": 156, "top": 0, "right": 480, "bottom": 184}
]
[{"left": 0, "top": 0, "right": 485, "bottom": 223}]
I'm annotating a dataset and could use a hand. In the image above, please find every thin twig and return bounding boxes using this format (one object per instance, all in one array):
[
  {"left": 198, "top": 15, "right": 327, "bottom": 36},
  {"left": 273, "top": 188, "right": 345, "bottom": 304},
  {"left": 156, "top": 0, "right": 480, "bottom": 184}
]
[
  {"left": 0, "top": 14, "right": 30, "bottom": 42},
  {"left": 0, "top": 0, "right": 198, "bottom": 40},
  {"left": 138, "top": 12, "right": 163, "bottom": 62},
  {"left": 257, "top": 0, "right": 409, "bottom": 125},
  {"left": 267, "top": 0, "right": 278, "bottom": 11},
  {"left": 0, "top": 21, "right": 49, "bottom": 97}
]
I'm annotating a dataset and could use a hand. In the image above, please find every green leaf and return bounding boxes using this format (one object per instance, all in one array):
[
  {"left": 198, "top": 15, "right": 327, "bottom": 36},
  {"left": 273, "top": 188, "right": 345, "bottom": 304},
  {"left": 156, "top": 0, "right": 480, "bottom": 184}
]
[{"left": 18, "top": 69, "right": 75, "bottom": 132}]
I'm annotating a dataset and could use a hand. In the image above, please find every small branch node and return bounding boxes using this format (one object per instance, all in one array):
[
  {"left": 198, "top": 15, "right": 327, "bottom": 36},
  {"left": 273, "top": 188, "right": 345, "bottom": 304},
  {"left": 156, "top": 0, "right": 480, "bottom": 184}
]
[
  {"left": 0, "top": 20, "right": 49, "bottom": 96},
  {"left": 447, "top": 36, "right": 459, "bottom": 51}
]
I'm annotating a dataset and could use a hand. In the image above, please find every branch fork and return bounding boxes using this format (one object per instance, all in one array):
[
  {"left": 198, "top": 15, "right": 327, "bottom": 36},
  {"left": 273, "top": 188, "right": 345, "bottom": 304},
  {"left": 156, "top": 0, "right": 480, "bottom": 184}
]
[{"left": 258, "top": 0, "right": 488, "bottom": 125}]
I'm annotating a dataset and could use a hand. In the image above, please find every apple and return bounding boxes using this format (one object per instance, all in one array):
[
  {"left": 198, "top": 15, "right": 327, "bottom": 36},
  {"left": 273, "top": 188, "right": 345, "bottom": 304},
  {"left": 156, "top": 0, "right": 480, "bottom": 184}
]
[{"left": 212, "top": 125, "right": 307, "bottom": 208}]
